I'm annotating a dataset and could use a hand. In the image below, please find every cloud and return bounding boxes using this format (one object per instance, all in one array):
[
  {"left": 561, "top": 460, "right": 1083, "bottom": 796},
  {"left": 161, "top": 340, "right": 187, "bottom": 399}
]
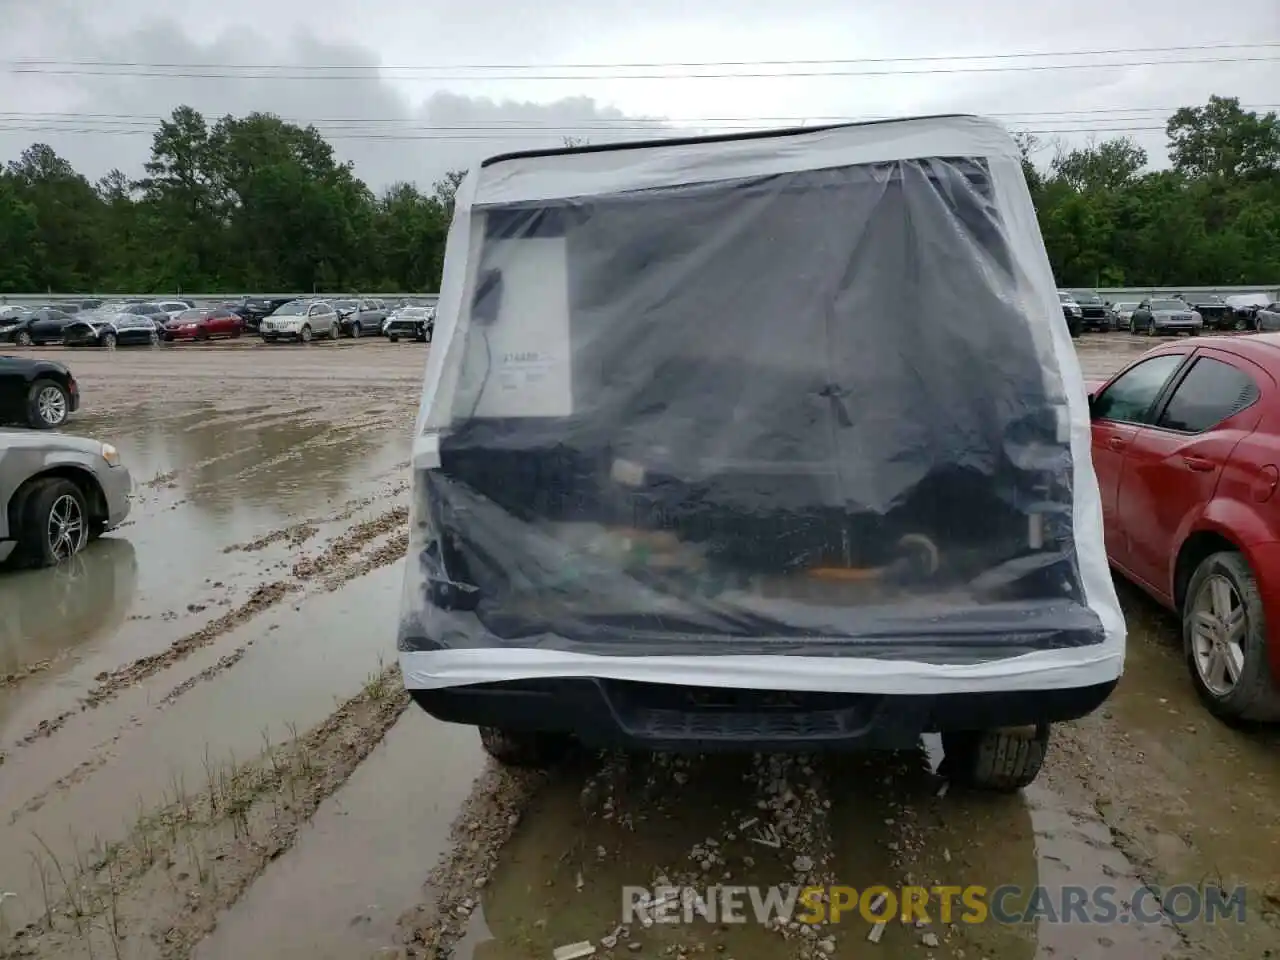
[
  {"left": 1, "top": 1, "right": 1277, "bottom": 189},
  {"left": 0, "top": 17, "right": 677, "bottom": 192}
]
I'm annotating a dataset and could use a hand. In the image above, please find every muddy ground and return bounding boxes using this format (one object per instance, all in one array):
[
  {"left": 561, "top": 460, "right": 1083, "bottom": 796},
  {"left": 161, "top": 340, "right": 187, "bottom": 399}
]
[{"left": 0, "top": 333, "right": 1277, "bottom": 960}]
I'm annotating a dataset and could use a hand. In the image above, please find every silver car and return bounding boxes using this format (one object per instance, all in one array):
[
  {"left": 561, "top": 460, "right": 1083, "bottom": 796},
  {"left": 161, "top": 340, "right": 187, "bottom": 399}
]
[
  {"left": 260, "top": 299, "right": 341, "bottom": 343},
  {"left": 0, "top": 431, "right": 132, "bottom": 567},
  {"left": 1128, "top": 298, "right": 1203, "bottom": 336},
  {"left": 1254, "top": 301, "right": 1280, "bottom": 333}
]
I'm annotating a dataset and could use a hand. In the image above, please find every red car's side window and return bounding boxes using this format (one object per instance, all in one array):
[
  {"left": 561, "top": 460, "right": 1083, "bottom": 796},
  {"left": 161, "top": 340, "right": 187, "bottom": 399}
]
[
  {"left": 1154, "top": 358, "right": 1260, "bottom": 434},
  {"left": 1093, "top": 355, "right": 1185, "bottom": 425}
]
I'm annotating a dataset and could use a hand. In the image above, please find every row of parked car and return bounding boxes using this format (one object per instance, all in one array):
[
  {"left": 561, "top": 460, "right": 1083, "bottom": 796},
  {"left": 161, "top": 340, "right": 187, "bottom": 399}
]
[
  {"left": 0, "top": 295, "right": 437, "bottom": 348},
  {"left": 1058, "top": 290, "right": 1275, "bottom": 338}
]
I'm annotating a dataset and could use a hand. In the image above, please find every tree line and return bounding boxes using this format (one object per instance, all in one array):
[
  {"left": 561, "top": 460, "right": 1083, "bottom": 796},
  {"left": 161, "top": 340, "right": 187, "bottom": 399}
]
[{"left": 0, "top": 96, "right": 1276, "bottom": 295}]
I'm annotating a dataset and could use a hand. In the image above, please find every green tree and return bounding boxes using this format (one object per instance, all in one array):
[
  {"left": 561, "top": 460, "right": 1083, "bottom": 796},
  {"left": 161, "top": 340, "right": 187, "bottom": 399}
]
[
  {"left": 1, "top": 96, "right": 1277, "bottom": 294},
  {"left": 6, "top": 144, "right": 106, "bottom": 291},
  {"left": 1167, "top": 95, "right": 1280, "bottom": 181}
]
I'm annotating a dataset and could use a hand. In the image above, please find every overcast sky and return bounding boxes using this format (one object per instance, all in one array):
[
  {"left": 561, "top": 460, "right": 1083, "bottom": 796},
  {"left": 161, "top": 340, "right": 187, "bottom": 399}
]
[{"left": 2, "top": 0, "right": 1276, "bottom": 192}]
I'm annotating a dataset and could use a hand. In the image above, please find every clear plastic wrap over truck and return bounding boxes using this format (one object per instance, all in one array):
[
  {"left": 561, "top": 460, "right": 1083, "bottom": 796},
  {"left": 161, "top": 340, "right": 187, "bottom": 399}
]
[{"left": 396, "top": 115, "right": 1126, "bottom": 701}]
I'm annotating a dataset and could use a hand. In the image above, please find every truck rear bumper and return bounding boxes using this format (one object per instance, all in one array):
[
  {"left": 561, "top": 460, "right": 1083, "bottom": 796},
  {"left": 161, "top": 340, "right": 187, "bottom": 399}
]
[{"left": 409, "top": 675, "right": 1117, "bottom": 751}]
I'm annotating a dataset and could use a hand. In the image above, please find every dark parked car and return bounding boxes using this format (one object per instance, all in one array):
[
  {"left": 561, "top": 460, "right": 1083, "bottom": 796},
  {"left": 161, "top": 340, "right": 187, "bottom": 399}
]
[
  {"left": 1185, "top": 294, "right": 1232, "bottom": 331},
  {"left": 1069, "top": 290, "right": 1111, "bottom": 332},
  {"left": 0, "top": 308, "right": 77, "bottom": 346},
  {"left": 1225, "top": 294, "right": 1273, "bottom": 331},
  {"left": 0, "top": 355, "right": 80, "bottom": 428},
  {"left": 1058, "top": 292, "right": 1083, "bottom": 338},
  {"left": 383, "top": 306, "right": 433, "bottom": 342},
  {"left": 63, "top": 313, "right": 162, "bottom": 348},
  {"left": 339, "top": 298, "right": 388, "bottom": 338},
  {"left": 31, "top": 302, "right": 80, "bottom": 314},
  {"left": 1128, "top": 299, "right": 1204, "bottom": 336},
  {"left": 240, "top": 296, "right": 299, "bottom": 333}
]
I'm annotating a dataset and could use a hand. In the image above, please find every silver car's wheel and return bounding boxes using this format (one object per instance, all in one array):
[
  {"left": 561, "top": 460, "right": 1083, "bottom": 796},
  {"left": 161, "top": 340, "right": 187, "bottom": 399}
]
[
  {"left": 47, "top": 493, "right": 87, "bottom": 562},
  {"left": 16, "top": 330, "right": 33, "bottom": 347},
  {"left": 301, "top": 325, "right": 312, "bottom": 343},
  {"left": 1189, "top": 573, "right": 1246, "bottom": 697},
  {"left": 329, "top": 322, "right": 339, "bottom": 340},
  {"left": 350, "top": 322, "right": 361, "bottom": 338},
  {"left": 36, "top": 384, "right": 68, "bottom": 426}
]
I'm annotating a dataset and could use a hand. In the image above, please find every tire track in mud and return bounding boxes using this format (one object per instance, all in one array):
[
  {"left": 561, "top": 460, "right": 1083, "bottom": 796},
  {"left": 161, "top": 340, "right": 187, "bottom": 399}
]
[
  {"left": 222, "top": 479, "right": 409, "bottom": 554},
  {"left": 0, "top": 666, "right": 411, "bottom": 960},
  {"left": 142, "top": 443, "right": 264, "bottom": 489},
  {"left": 6, "top": 515, "right": 412, "bottom": 822},
  {"left": 9, "top": 504, "right": 410, "bottom": 752}
]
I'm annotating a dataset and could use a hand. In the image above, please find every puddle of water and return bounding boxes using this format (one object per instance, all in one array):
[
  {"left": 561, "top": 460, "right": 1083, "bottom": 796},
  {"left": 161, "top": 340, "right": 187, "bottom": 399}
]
[
  {"left": 825, "top": 748, "right": 1180, "bottom": 960},
  {"left": 459, "top": 753, "right": 805, "bottom": 960},
  {"left": 0, "top": 537, "right": 137, "bottom": 682},
  {"left": 194, "top": 710, "right": 485, "bottom": 960},
  {"left": 0, "top": 414, "right": 409, "bottom": 735},
  {"left": 0, "top": 564, "right": 403, "bottom": 931}
]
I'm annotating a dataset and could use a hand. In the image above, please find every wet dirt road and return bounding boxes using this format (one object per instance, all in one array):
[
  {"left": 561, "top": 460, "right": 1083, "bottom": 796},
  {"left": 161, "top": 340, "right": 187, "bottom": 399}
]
[{"left": 1, "top": 332, "right": 1278, "bottom": 960}]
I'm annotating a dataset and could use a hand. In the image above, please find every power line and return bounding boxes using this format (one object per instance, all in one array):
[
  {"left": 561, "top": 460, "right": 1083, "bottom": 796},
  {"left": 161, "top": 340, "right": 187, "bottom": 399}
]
[
  {"left": 7, "top": 41, "right": 1278, "bottom": 72},
  {"left": 0, "top": 118, "right": 1204, "bottom": 134},
  {"left": 5, "top": 105, "right": 1272, "bottom": 127},
  {"left": 0, "top": 123, "right": 1175, "bottom": 142},
  {"left": 5, "top": 55, "right": 1278, "bottom": 81}
]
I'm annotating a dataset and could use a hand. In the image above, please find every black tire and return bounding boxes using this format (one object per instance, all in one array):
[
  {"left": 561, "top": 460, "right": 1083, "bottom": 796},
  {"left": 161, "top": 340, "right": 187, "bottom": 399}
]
[
  {"left": 1129, "top": 317, "right": 1138, "bottom": 335},
  {"left": 1183, "top": 551, "right": 1280, "bottom": 723},
  {"left": 196, "top": 327, "right": 210, "bottom": 342},
  {"left": 478, "top": 727, "right": 571, "bottom": 768},
  {"left": 940, "top": 724, "right": 1049, "bottom": 792},
  {"left": 1146, "top": 317, "right": 1157, "bottom": 337},
  {"left": 15, "top": 330, "right": 33, "bottom": 347},
  {"left": 350, "top": 322, "right": 361, "bottom": 339},
  {"left": 102, "top": 332, "right": 117, "bottom": 349},
  {"left": 388, "top": 335, "right": 399, "bottom": 343},
  {"left": 12, "top": 478, "right": 90, "bottom": 568},
  {"left": 26, "top": 378, "right": 70, "bottom": 429},
  {"left": 300, "top": 325, "right": 312, "bottom": 344}
]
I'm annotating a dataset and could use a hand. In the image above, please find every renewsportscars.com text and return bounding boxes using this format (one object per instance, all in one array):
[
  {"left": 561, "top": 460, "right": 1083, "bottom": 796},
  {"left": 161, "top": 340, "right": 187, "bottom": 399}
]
[{"left": 622, "top": 883, "right": 1247, "bottom": 927}]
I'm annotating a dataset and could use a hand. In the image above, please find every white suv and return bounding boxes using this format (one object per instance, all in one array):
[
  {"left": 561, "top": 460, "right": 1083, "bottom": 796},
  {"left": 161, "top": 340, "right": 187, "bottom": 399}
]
[{"left": 261, "top": 300, "right": 341, "bottom": 343}]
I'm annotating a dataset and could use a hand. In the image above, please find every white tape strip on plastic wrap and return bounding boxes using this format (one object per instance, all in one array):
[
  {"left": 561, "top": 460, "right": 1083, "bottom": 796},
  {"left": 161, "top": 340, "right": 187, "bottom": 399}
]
[{"left": 400, "top": 645, "right": 1123, "bottom": 695}]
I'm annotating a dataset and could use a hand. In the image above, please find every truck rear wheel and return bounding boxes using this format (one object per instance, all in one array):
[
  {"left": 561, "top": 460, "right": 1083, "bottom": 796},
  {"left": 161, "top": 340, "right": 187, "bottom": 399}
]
[
  {"left": 941, "top": 723, "right": 1049, "bottom": 792},
  {"left": 478, "top": 727, "right": 571, "bottom": 768}
]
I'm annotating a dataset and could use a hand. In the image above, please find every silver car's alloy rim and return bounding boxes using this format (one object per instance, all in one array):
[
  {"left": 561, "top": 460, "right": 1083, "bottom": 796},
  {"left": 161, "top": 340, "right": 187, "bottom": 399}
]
[
  {"left": 302, "top": 326, "right": 312, "bottom": 342},
  {"left": 1190, "top": 573, "right": 1247, "bottom": 696},
  {"left": 47, "top": 493, "right": 86, "bottom": 561},
  {"left": 351, "top": 323, "right": 361, "bottom": 338},
  {"left": 37, "top": 385, "right": 67, "bottom": 424}
]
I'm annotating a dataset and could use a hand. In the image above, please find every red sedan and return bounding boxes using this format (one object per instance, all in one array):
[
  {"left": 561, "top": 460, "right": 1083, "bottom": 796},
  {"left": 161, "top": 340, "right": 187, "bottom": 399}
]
[
  {"left": 163, "top": 307, "right": 244, "bottom": 342},
  {"left": 1089, "top": 334, "right": 1280, "bottom": 722}
]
